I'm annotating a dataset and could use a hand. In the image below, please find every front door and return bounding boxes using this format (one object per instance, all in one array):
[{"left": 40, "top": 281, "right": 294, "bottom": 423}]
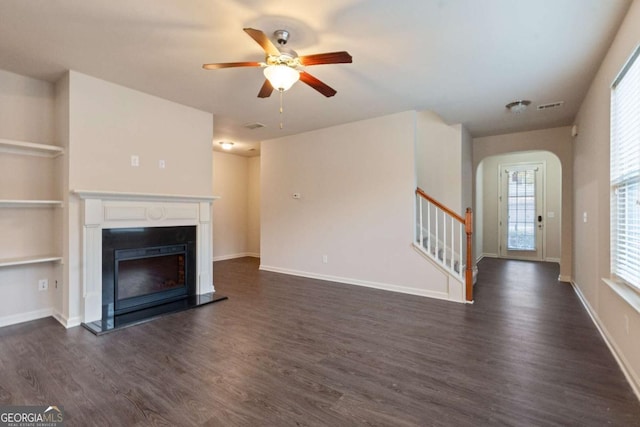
[{"left": 499, "top": 163, "right": 544, "bottom": 260}]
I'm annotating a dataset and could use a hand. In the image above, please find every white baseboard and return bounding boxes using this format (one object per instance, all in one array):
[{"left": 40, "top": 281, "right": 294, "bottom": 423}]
[
  {"left": 0, "top": 307, "right": 53, "bottom": 328},
  {"left": 52, "top": 310, "right": 82, "bottom": 329},
  {"left": 0, "top": 307, "right": 82, "bottom": 330},
  {"left": 545, "top": 257, "right": 561, "bottom": 263},
  {"left": 482, "top": 253, "right": 498, "bottom": 259},
  {"left": 558, "top": 275, "right": 572, "bottom": 283},
  {"left": 259, "top": 264, "right": 452, "bottom": 302},
  {"left": 213, "top": 252, "right": 260, "bottom": 262},
  {"left": 571, "top": 280, "right": 640, "bottom": 401}
]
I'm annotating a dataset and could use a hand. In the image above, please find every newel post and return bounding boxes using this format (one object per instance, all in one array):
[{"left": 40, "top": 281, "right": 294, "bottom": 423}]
[{"left": 465, "top": 208, "right": 473, "bottom": 302}]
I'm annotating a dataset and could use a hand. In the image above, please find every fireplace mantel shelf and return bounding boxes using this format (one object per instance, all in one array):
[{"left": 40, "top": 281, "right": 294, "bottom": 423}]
[{"left": 72, "top": 189, "right": 220, "bottom": 203}]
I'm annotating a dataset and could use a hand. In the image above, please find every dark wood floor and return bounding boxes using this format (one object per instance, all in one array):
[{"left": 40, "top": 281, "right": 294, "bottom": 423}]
[{"left": 1, "top": 257, "right": 639, "bottom": 426}]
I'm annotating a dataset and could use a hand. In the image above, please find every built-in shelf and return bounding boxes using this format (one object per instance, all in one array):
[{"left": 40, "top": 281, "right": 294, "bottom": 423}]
[
  {"left": 0, "top": 138, "right": 65, "bottom": 274},
  {"left": 0, "top": 138, "right": 64, "bottom": 158},
  {"left": 0, "top": 199, "right": 63, "bottom": 208},
  {"left": 0, "top": 255, "right": 63, "bottom": 268}
]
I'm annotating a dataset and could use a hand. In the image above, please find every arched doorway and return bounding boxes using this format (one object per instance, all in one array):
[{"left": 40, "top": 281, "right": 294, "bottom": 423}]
[{"left": 476, "top": 151, "right": 562, "bottom": 264}]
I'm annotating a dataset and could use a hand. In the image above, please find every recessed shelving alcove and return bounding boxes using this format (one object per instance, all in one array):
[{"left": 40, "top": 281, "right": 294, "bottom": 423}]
[{"left": 0, "top": 138, "right": 64, "bottom": 270}]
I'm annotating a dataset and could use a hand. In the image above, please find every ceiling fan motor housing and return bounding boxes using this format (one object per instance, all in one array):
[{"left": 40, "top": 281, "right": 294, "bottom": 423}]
[{"left": 273, "top": 29, "right": 290, "bottom": 45}]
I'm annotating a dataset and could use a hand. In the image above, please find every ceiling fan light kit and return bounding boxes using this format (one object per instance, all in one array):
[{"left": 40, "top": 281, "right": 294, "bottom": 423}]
[{"left": 263, "top": 65, "right": 300, "bottom": 91}]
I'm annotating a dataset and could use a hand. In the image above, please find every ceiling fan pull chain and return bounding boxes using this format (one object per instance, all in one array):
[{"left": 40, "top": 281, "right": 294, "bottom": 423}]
[{"left": 279, "top": 89, "right": 284, "bottom": 129}]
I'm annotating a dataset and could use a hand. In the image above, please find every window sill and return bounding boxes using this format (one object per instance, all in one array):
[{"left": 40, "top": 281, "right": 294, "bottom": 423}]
[{"left": 602, "top": 278, "right": 640, "bottom": 314}]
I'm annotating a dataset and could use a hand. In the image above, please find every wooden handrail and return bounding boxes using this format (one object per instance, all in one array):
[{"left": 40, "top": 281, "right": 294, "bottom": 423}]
[
  {"left": 416, "top": 187, "right": 474, "bottom": 302},
  {"left": 416, "top": 188, "right": 465, "bottom": 224}
]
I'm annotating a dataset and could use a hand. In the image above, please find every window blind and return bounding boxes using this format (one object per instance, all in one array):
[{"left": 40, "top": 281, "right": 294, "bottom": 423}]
[{"left": 611, "top": 46, "right": 640, "bottom": 290}]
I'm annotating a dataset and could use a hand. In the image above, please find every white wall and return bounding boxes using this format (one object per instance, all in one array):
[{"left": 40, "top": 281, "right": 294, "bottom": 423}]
[
  {"left": 480, "top": 151, "right": 562, "bottom": 262},
  {"left": 212, "top": 151, "right": 261, "bottom": 260},
  {"left": 473, "top": 126, "right": 573, "bottom": 279},
  {"left": 58, "top": 70, "right": 213, "bottom": 325},
  {"left": 460, "top": 124, "right": 473, "bottom": 213},
  {"left": 261, "top": 111, "right": 458, "bottom": 300},
  {"left": 572, "top": 0, "right": 640, "bottom": 395},
  {"left": 67, "top": 72, "right": 212, "bottom": 195},
  {"left": 0, "top": 69, "right": 55, "bottom": 143},
  {"left": 247, "top": 156, "right": 261, "bottom": 255},
  {"left": 55, "top": 74, "right": 70, "bottom": 321},
  {"left": 416, "top": 111, "right": 465, "bottom": 212},
  {"left": 0, "top": 69, "right": 60, "bottom": 326},
  {"left": 474, "top": 162, "right": 484, "bottom": 261}
]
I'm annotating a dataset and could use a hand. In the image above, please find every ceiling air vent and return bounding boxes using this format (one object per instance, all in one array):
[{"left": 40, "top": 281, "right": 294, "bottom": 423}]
[
  {"left": 537, "top": 101, "right": 564, "bottom": 111},
  {"left": 243, "top": 122, "right": 265, "bottom": 130}
]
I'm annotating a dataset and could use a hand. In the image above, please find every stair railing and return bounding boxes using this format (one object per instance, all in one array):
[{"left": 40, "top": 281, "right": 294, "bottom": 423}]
[{"left": 415, "top": 188, "right": 473, "bottom": 302}]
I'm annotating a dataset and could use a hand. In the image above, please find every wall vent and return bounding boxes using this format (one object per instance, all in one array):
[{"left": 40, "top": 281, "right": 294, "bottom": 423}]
[
  {"left": 243, "top": 122, "right": 265, "bottom": 130},
  {"left": 537, "top": 101, "right": 564, "bottom": 110}
]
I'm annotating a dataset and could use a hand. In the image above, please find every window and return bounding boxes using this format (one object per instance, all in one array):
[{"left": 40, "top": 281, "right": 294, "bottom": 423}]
[
  {"left": 611, "top": 46, "right": 640, "bottom": 291},
  {"left": 507, "top": 168, "right": 537, "bottom": 251}
]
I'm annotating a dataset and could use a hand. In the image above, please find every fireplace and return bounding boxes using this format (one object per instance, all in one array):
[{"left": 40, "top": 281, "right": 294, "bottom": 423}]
[
  {"left": 75, "top": 191, "right": 226, "bottom": 334},
  {"left": 102, "top": 226, "right": 197, "bottom": 317}
]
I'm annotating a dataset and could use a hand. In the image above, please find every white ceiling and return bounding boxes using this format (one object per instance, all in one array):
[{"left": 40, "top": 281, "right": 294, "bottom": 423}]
[{"left": 0, "top": 0, "right": 631, "bottom": 157}]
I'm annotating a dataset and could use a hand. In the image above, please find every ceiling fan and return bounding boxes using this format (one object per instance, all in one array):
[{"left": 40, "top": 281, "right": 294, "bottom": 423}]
[{"left": 202, "top": 28, "right": 352, "bottom": 98}]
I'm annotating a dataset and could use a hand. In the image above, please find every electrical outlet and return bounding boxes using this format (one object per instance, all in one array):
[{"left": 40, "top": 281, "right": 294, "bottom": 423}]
[
  {"left": 322, "top": 254, "right": 328, "bottom": 264},
  {"left": 131, "top": 155, "right": 140, "bottom": 167},
  {"left": 159, "top": 159, "right": 166, "bottom": 169},
  {"left": 38, "top": 279, "right": 48, "bottom": 291}
]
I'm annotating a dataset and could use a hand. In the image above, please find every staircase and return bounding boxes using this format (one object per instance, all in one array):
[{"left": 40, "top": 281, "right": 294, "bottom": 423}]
[{"left": 414, "top": 188, "right": 474, "bottom": 302}]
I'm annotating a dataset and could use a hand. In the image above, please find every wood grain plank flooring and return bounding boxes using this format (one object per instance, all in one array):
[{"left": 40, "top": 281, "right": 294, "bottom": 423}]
[{"left": 1, "top": 257, "right": 639, "bottom": 426}]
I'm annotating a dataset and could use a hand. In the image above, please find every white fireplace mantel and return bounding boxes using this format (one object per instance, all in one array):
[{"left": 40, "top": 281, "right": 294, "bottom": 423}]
[
  {"left": 73, "top": 190, "right": 220, "bottom": 323},
  {"left": 73, "top": 189, "right": 219, "bottom": 203}
]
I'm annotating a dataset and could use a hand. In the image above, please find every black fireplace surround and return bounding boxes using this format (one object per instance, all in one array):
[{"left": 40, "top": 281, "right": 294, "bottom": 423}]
[
  {"left": 102, "top": 226, "right": 197, "bottom": 315},
  {"left": 82, "top": 225, "right": 227, "bottom": 335}
]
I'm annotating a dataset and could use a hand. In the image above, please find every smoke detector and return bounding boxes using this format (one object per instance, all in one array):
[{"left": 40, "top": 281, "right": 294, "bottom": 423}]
[{"left": 505, "top": 100, "right": 531, "bottom": 114}]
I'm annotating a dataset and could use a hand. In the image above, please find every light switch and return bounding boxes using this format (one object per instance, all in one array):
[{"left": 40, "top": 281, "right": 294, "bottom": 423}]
[
  {"left": 131, "top": 155, "right": 140, "bottom": 167},
  {"left": 583, "top": 212, "right": 588, "bottom": 223}
]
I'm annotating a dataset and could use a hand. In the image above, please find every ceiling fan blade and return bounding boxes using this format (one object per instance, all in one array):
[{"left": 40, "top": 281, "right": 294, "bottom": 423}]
[
  {"left": 202, "top": 61, "right": 261, "bottom": 70},
  {"left": 299, "top": 51, "right": 353, "bottom": 66},
  {"left": 299, "top": 71, "right": 337, "bottom": 97},
  {"left": 243, "top": 28, "right": 280, "bottom": 56},
  {"left": 257, "top": 79, "right": 274, "bottom": 98}
]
